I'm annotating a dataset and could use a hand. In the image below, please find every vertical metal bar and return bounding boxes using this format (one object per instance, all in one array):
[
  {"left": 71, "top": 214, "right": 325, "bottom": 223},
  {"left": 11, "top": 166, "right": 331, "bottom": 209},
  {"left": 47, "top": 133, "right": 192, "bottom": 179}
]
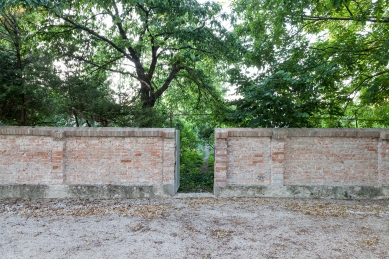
[{"left": 174, "top": 130, "right": 180, "bottom": 193}]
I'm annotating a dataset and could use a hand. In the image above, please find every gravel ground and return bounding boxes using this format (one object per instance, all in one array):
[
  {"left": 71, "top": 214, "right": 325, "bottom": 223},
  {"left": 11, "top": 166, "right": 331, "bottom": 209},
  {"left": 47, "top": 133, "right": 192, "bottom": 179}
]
[{"left": 1, "top": 197, "right": 389, "bottom": 259}]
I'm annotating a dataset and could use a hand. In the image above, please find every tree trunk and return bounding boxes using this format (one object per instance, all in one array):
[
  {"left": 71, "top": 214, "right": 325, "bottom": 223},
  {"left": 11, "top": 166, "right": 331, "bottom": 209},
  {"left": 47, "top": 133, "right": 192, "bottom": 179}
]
[
  {"left": 0, "top": 102, "right": 6, "bottom": 121},
  {"left": 138, "top": 83, "right": 157, "bottom": 127},
  {"left": 140, "top": 83, "right": 156, "bottom": 108},
  {"left": 15, "top": 27, "right": 26, "bottom": 126},
  {"left": 20, "top": 93, "right": 26, "bottom": 126},
  {"left": 73, "top": 111, "right": 79, "bottom": 127}
]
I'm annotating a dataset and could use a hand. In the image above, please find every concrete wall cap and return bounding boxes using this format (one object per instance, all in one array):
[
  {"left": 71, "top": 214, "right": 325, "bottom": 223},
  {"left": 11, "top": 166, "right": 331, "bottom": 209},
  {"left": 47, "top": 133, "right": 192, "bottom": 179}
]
[
  {"left": 285, "top": 128, "right": 382, "bottom": 138},
  {"left": 0, "top": 126, "right": 175, "bottom": 138},
  {"left": 213, "top": 128, "right": 386, "bottom": 139},
  {"left": 380, "top": 130, "right": 389, "bottom": 140},
  {"left": 214, "top": 129, "right": 229, "bottom": 138},
  {"left": 272, "top": 128, "right": 288, "bottom": 139},
  {"left": 215, "top": 128, "right": 273, "bottom": 138}
]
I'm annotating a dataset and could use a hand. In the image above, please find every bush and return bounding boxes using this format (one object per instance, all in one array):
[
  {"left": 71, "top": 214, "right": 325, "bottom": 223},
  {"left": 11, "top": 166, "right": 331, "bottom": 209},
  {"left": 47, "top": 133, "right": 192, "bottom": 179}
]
[
  {"left": 179, "top": 170, "right": 213, "bottom": 193},
  {"left": 208, "top": 153, "right": 214, "bottom": 168}
]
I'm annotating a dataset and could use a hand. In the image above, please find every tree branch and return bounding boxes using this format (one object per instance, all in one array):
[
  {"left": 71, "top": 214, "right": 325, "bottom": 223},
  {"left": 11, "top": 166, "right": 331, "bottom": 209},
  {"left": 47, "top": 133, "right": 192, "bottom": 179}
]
[
  {"left": 302, "top": 15, "right": 389, "bottom": 23},
  {"left": 133, "top": 2, "right": 159, "bottom": 81},
  {"left": 154, "top": 66, "right": 182, "bottom": 99},
  {"left": 184, "top": 67, "right": 225, "bottom": 107},
  {"left": 158, "top": 45, "right": 213, "bottom": 58},
  {"left": 58, "top": 14, "right": 136, "bottom": 63},
  {"left": 110, "top": 1, "right": 141, "bottom": 61},
  {"left": 342, "top": 70, "right": 389, "bottom": 113},
  {"left": 75, "top": 55, "right": 152, "bottom": 90},
  {"left": 109, "top": 1, "right": 146, "bottom": 80},
  {"left": 147, "top": 46, "right": 159, "bottom": 81},
  {"left": 344, "top": 5, "right": 353, "bottom": 17},
  {"left": 311, "top": 45, "right": 383, "bottom": 53}
]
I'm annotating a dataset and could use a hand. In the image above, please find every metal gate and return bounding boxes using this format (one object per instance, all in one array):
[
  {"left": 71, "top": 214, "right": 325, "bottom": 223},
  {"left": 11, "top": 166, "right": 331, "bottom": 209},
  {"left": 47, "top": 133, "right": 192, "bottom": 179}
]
[{"left": 174, "top": 130, "right": 180, "bottom": 193}]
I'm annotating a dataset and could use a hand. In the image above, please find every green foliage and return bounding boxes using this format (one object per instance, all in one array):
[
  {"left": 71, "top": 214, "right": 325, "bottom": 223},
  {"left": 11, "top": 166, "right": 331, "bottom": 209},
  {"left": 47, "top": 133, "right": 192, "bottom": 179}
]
[
  {"left": 231, "top": 0, "right": 389, "bottom": 128},
  {"left": 120, "top": 105, "right": 170, "bottom": 128},
  {"left": 53, "top": 71, "right": 125, "bottom": 127},
  {"left": 226, "top": 47, "right": 348, "bottom": 127},
  {"left": 176, "top": 118, "right": 214, "bottom": 193},
  {"left": 21, "top": 0, "right": 240, "bottom": 126},
  {"left": 179, "top": 171, "right": 213, "bottom": 193},
  {"left": 320, "top": 101, "right": 389, "bottom": 128},
  {"left": 178, "top": 120, "right": 204, "bottom": 174},
  {"left": 208, "top": 153, "right": 214, "bottom": 169},
  {"left": 0, "top": 8, "right": 60, "bottom": 126}
]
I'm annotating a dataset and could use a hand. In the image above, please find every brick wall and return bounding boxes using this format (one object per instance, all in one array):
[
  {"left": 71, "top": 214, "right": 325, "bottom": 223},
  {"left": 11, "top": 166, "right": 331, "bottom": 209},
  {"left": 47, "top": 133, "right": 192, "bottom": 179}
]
[
  {"left": 214, "top": 128, "right": 389, "bottom": 198},
  {"left": 0, "top": 127, "right": 176, "bottom": 198}
]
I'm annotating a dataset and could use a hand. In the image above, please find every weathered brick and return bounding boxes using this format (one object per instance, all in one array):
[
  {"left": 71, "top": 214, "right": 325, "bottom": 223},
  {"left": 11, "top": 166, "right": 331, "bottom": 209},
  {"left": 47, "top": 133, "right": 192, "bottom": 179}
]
[
  {"left": 0, "top": 127, "right": 176, "bottom": 189},
  {"left": 214, "top": 128, "right": 389, "bottom": 190}
]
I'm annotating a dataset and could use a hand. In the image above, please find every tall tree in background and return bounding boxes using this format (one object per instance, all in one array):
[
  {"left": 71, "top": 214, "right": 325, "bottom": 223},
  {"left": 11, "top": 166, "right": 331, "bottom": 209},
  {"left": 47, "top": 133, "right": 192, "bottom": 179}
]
[
  {"left": 0, "top": 7, "right": 58, "bottom": 126},
  {"left": 54, "top": 68, "right": 125, "bottom": 127},
  {"left": 1, "top": 0, "right": 239, "bottom": 127},
  {"left": 36, "top": 0, "right": 238, "bottom": 117}
]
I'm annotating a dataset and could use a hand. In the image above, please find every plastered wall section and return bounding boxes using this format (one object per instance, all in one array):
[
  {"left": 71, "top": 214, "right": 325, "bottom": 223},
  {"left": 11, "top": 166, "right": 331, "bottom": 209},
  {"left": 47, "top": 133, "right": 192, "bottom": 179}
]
[
  {"left": 214, "top": 128, "right": 389, "bottom": 189},
  {"left": 0, "top": 127, "right": 175, "bottom": 187}
]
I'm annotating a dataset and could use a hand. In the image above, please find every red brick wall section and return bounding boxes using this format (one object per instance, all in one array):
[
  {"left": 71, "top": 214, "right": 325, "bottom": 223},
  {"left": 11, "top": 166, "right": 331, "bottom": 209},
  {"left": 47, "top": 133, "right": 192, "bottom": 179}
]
[
  {"left": 0, "top": 135, "right": 61, "bottom": 184},
  {"left": 162, "top": 131, "right": 175, "bottom": 185},
  {"left": 64, "top": 137, "right": 164, "bottom": 185},
  {"left": 227, "top": 137, "right": 271, "bottom": 186},
  {"left": 215, "top": 128, "right": 389, "bottom": 189},
  {"left": 0, "top": 127, "right": 175, "bottom": 188},
  {"left": 284, "top": 137, "right": 379, "bottom": 186}
]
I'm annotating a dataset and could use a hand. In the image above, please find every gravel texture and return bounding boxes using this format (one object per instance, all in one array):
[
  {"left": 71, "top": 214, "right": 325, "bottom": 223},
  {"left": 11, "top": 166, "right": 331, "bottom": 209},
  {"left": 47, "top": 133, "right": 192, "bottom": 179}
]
[{"left": 1, "top": 197, "right": 389, "bottom": 259}]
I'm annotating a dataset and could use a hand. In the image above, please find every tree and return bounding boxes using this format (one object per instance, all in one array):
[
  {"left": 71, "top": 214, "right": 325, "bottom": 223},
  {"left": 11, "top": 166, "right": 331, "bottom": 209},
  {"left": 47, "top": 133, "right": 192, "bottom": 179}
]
[
  {"left": 231, "top": 0, "right": 389, "bottom": 127},
  {"left": 54, "top": 68, "right": 125, "bottom": 127},
  {"left": 0, "top": 7, "right": 59, "bottom": 126},
  {"left": 21, "top": 0, "right": 239, "bottom": 119}
]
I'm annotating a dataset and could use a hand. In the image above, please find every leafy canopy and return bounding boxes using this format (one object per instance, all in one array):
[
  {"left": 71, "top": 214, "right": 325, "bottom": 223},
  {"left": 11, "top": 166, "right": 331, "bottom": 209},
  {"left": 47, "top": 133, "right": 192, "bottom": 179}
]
[
  {"left": 231, "top": 0, "right": 389, "bottom": 127},
  {"left": 32, "top": 0, "right": 239, "bottom": 111}
]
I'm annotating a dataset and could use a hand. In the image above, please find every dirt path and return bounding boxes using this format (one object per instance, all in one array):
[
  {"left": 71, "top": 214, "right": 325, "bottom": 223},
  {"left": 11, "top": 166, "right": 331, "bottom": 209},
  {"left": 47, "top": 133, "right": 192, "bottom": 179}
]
[{"left": 1, "top": 198, "right": 389, "bottom": 259}]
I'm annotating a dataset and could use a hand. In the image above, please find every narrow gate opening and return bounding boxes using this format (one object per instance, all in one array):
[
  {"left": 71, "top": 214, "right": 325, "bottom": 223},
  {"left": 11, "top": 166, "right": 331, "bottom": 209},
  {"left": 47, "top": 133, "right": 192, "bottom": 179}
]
[{"left": 177, "top": 125, "right": 214, "bottom": 193}]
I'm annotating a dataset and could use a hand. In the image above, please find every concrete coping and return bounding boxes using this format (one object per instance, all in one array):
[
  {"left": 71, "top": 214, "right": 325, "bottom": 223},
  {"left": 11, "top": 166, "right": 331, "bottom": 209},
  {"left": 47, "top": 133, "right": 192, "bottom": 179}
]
[
  {"left": 215, "top": 128, "right": 387, "bottom": 139},
  {"left": 380, "top": 130, "right": 389, "bottom": 140},
  {"left": 0, "top": 126, "right": 175, "bottom": 139}
]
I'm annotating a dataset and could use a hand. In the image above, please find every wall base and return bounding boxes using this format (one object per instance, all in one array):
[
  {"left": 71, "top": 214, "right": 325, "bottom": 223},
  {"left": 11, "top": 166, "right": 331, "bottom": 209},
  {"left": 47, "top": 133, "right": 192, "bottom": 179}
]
[
  {"left": 0, "top": 184, "right": 175, "bottom": 199},
  {"left": 215, "top": 185, "right": 389, "bottom": 199}
]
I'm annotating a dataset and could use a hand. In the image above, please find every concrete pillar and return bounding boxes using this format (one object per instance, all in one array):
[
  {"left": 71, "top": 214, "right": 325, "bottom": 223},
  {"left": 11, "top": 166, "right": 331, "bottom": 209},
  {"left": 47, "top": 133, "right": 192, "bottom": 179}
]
[{"left": 162, "top": 129, "right": 175, "bottom": 195}]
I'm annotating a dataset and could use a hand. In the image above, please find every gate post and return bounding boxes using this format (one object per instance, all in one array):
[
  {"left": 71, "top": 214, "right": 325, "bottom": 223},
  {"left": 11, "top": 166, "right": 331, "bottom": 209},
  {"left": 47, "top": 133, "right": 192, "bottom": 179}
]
[
  {"left": 174, "top": 130, "right": 180, "bottom": 193},
  {"left": 214, "top": 129, "right": 228, "bottom": 197}
]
